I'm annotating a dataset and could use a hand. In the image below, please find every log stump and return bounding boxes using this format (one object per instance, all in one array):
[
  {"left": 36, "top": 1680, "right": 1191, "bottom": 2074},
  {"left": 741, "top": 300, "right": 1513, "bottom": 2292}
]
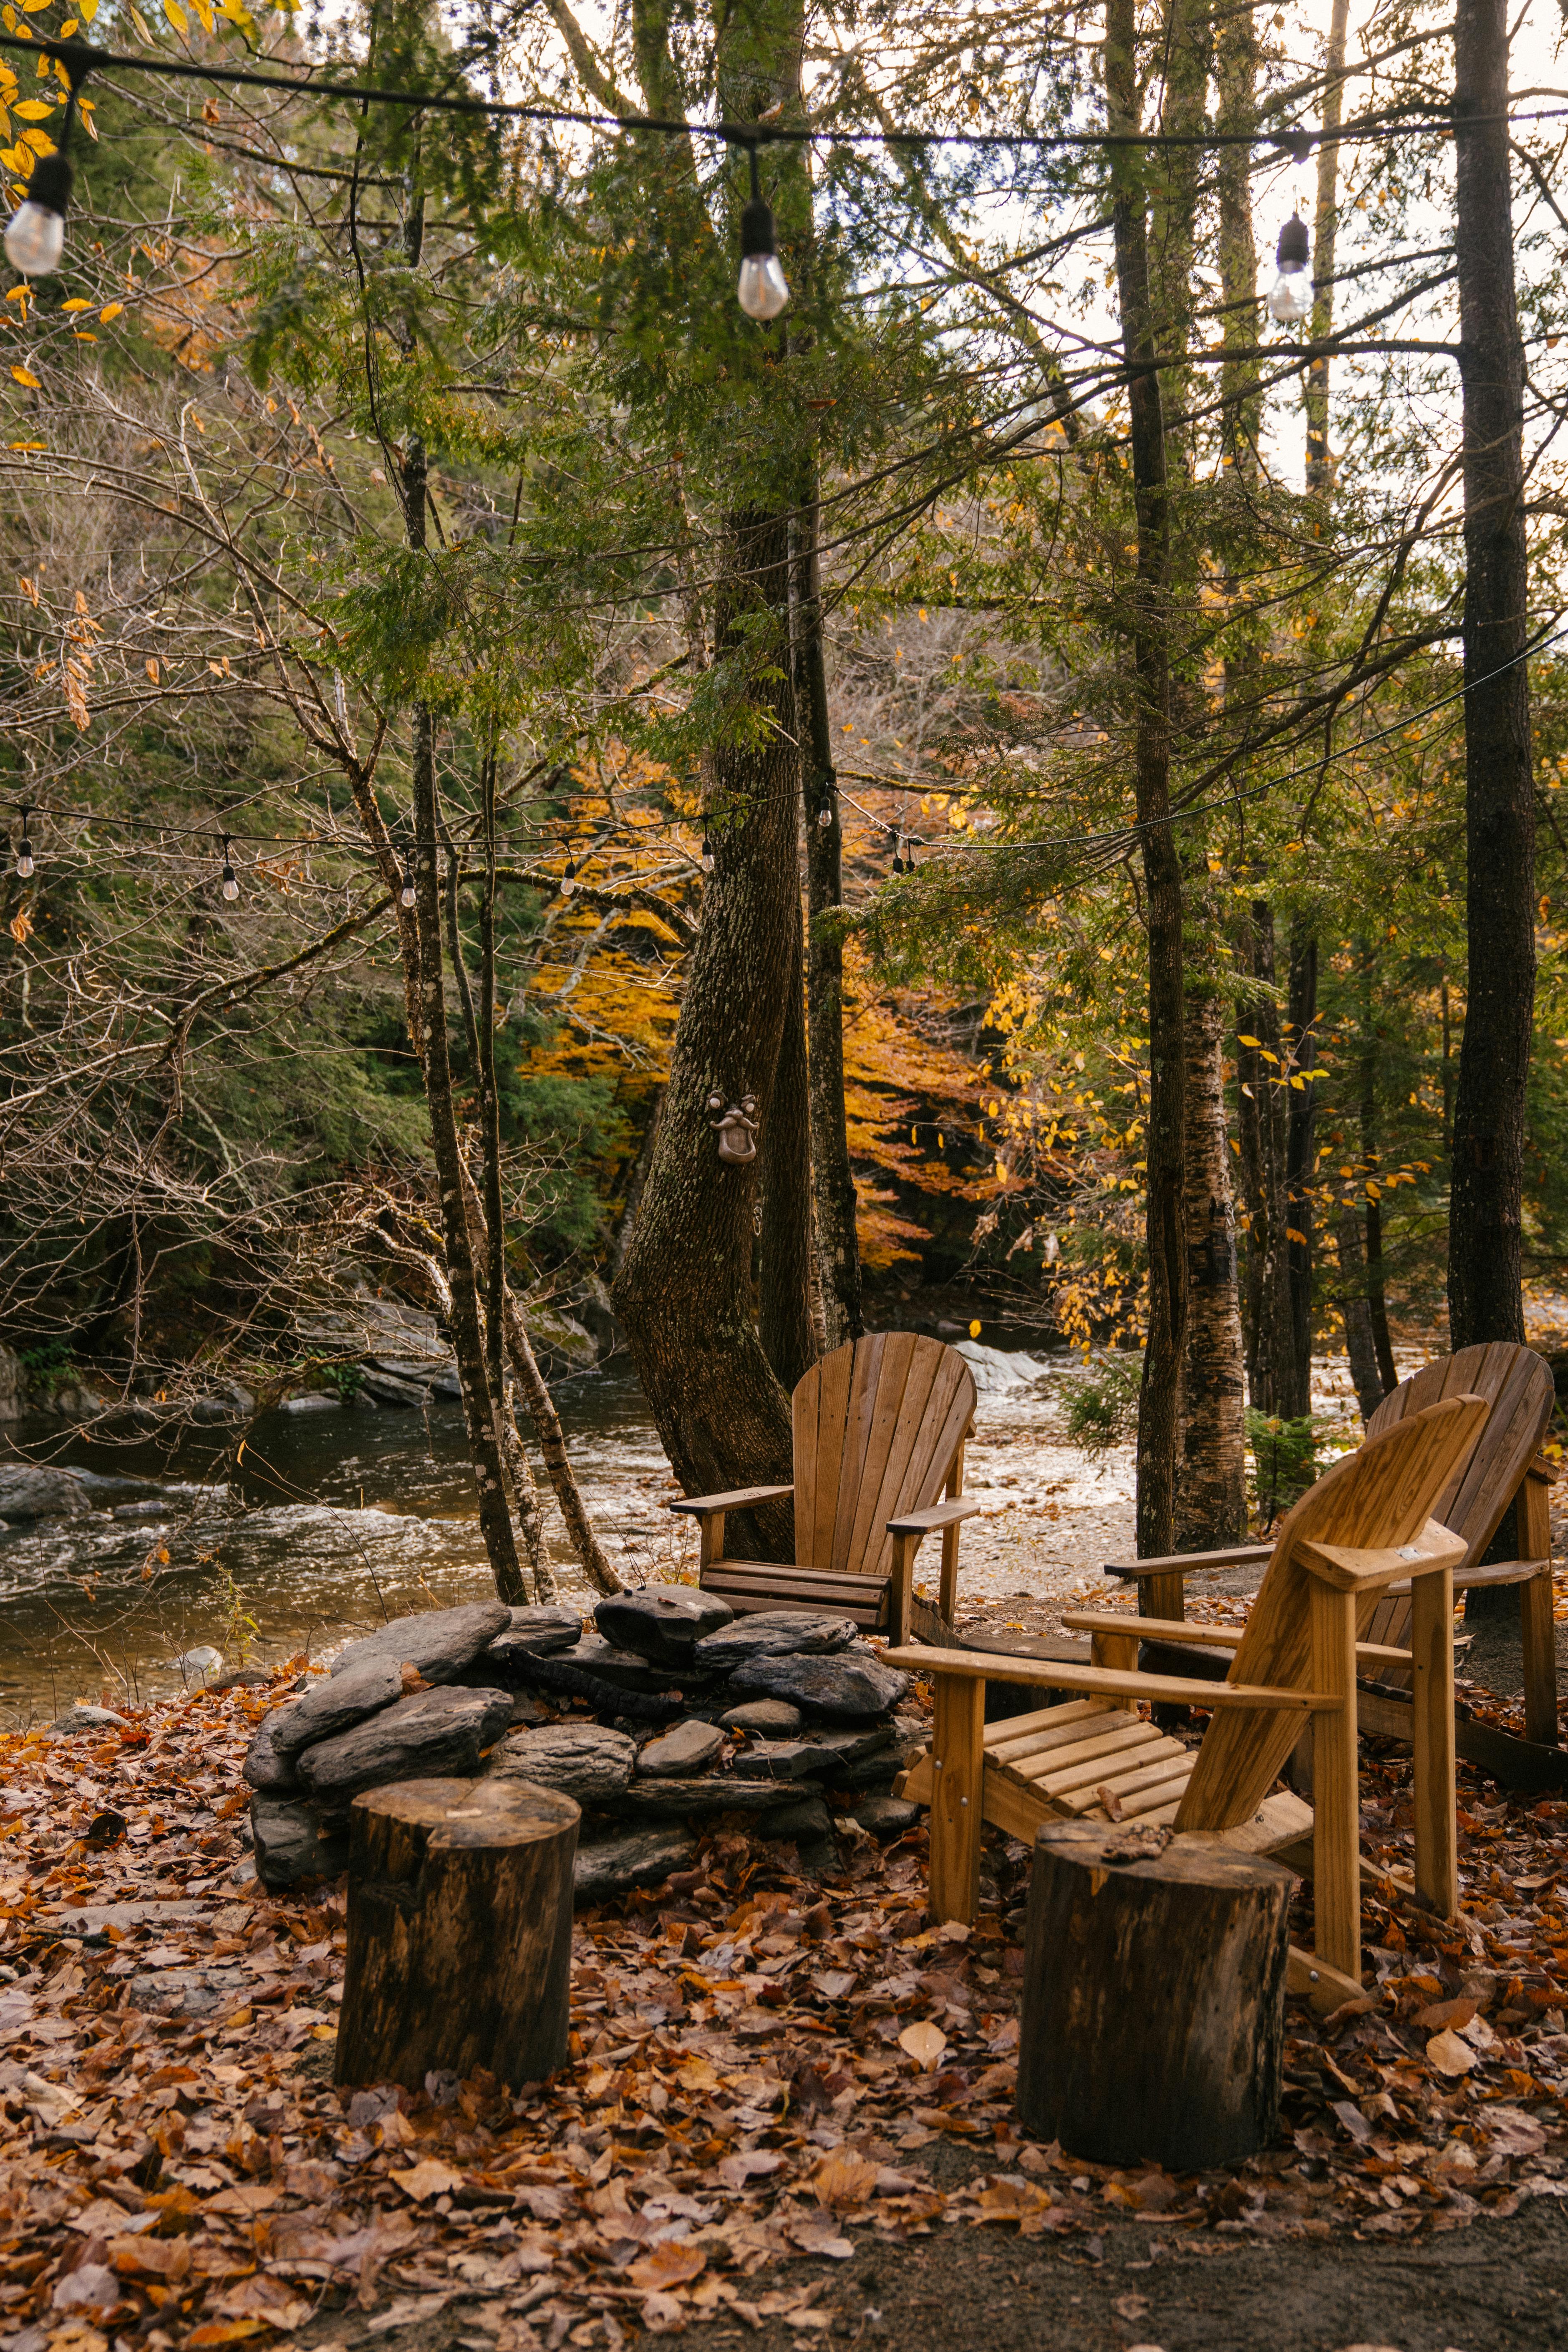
[
  {"left": 336, "top": 1775, "right": 578, "bottom": 2092},
  {"left": 1016, "top": 1820, "right": 1291, "bottom": 2171}
]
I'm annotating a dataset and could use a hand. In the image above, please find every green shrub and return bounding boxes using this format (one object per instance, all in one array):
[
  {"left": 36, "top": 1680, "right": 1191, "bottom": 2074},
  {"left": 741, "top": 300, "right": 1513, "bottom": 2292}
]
[
  {"left": 1245, "top": 1410, "right": 1323, "bottom": 1527},
  {"left": 1063, "top": 1351, "right": 1143, "bottom": 1458}
]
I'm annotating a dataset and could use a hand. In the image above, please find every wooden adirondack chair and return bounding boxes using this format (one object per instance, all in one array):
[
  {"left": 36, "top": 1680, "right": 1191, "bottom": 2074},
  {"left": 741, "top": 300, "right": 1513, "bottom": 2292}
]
[
  {"left": 1102, "top": 1343, "right": 1560, "bottom": 1749},
  {"left": 668, "top": 1334, "right": 979, "bottom": 1642},
  {"left": 889, "top": 1392, "right": 1489, "bottom": 2009}
]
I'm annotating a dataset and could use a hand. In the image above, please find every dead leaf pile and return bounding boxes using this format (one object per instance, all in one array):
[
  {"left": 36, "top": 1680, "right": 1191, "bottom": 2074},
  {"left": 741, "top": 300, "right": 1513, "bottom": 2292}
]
[{"left": 3, "top": 1674, "right": 1568, "bottom": 2349}]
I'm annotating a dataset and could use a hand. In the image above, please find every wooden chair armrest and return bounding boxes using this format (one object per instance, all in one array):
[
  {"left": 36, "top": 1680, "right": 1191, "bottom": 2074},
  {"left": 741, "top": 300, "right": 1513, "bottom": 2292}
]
[
  {"left": 1061, "top": 1609, "right": 1412, "bottom": 1674},
  {"left": 1299, "top": 1520, "right": 1467, "bottom": 1593},
  {"left": 668, "top": 1484, "right": 794, "bottom": 1518},
  {"left": 880, "top": 1643, "right": 1337, "bottom": 1714},
  {"left": 1528, "top": 1454, "right": 1558, "bottom": 1485},
  {"left": 1450, "top": 1557, "right": 1550, "bottom": 1593},
  {"left": 1103, "top": 1543, "right": 1273, "bottom": 1580},
  {"left": 887, "top": 1498, "right": 982, "bottom": 1537}
]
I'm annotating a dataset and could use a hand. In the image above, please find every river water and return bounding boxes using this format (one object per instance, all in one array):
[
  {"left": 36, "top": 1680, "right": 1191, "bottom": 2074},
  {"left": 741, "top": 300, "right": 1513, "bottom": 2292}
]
[{"left": 0, "top": 1344, "right": 1378, "bottom": 1727}]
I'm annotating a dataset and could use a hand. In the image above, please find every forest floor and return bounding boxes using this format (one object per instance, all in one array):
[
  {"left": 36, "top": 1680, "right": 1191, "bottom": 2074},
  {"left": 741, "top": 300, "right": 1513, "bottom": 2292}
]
[{"left": 6, "top": 1653, "right": 1568, "bottom": 2352}]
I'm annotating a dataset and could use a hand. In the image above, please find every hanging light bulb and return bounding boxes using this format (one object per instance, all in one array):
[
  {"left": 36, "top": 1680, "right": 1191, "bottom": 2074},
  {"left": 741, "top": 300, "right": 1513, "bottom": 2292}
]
[
  {"left": 4, "top": 149, "right": 72, "bottom": 279},
  {"left": 399, "top": 856, "right": 416, "bottom": 909},
  {"left": 737, "top": 144, "right": 789, "bottom": 322},
  {"left": 1266, "top": 213, "right": 1313, "bottom": 327},
  {"left": 560, "top": 856, "right": 577, "bottom": 898},
  {"left": 220, "top": 836, "right": 239, "bottom": 902},
  {"left": 816, "top": 801, "right": 833, "bottom": 829},
  {"left": 700, "top": 836, "right": 715, "bottom": 874},
  {"left": 15, "top": 806, "right": 35, "bottom": 880}
]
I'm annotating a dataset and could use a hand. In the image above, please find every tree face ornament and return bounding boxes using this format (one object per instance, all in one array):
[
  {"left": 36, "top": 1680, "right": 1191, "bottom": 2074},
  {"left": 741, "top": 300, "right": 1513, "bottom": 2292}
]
[{"left": 708, "top": 1094, "right": 759, "bottom": 1163}]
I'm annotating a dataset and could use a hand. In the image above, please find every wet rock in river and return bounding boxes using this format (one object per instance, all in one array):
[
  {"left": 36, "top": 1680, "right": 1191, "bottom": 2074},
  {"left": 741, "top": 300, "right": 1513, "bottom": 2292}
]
[
  {"left": 0, "top": 1465, "right": 94, "bottom": 1521},
  {"left": 594, "top": 1585, "right": 734, "bottom": 1668},
  {"left": 482, "top": 1722, "right": 637, "bottom": 1806},
  {"left": 327, "top": 1601, "right": 512, "bottom": 1686},
  {"left": 728, "top": 1643, "right": 909, "bottom": 1723},
  {"left": 574, "top": 1825, "right": 696, "bottom": 1906},
  {"left": 693, "top": 1610, "right": 857, "bottom": 1672},
  {"left": 299, "top": 1685, "right": 514, "bottom": 1818},
  {"left": 636, "top": 1718, "right": 724, "bottom": 1777},
  {"left": 251, "top": 1794, "right": 350, "bottom": 1890},
  {"left": 269, "top": 1656, "right": 404, "bottom": 1759}
]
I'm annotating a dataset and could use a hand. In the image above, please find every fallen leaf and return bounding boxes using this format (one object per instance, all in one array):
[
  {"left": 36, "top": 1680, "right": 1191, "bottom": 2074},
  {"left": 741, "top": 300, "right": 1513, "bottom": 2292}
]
[
  {"left": 898, "top": 2021, "right": 947, "bottom": 2071},
  {"left": 975, "top": 2178, "right": 1052, "bottom": 2226},
  {"left": 1417, "top": 1997, "right": 1477, "bottom": 2033},
  {"left": 1426, "top": 2028, "right": 1479, "bottom": 2077},
  {"left": 630, "top": 2243, "right": 707, "bottom": 2291},
  {"left": 641, "top": 2293, "right": 687, "bottom": 2334},
  {"left": 812, "top": 2149, "right": 881, "bottom": 2208},
  {"left": 390, "top": 2157, "right": 465, "bottom": 2201}
]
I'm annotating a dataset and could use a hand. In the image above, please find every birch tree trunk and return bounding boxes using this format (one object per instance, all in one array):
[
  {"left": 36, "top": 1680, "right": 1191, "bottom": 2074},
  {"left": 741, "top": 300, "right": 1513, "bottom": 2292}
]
[
  {"left": 759, "top": 879, "right": 818, "bottom": 1392},
  {"left": 1175, "top": 991, "right": 1247, "bottom": 1546},
  {"left": 1235, "top": 904, "right": 1290, "bottom": 1414}
]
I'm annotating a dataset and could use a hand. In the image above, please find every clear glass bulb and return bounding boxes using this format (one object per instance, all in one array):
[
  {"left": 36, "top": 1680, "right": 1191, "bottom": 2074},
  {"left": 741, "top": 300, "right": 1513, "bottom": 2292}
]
[
  {"left": 737, "top": 252, "right": 789, "bottom": 321},
  {"left": 400, "top": 882, "right": 416, "bottom": 909},
  {"left": 5, "top": 200, "right": 65, "bottom": 278},
  {"left": 701, "top": 852, "right": 714, "bottom": 875},
  {"left": 17, "top": 848, "right": 34, "bottom": 879},
  {"left": 1267, "top": 266, "right": 1312, "bottom": 326},
  {"left": 560, "top": 875, "right": 575, "bottom": 897},
  {"left": 222, "top": 870, "right": 239, "bottom": 902},
  {"left": 817, "top": 804, "right": 833, "bottom": 829}
]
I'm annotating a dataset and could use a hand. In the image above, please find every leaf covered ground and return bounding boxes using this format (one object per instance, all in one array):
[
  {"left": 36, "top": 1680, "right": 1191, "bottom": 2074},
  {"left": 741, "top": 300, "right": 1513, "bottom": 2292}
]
[{"left": 5, "top": 1676, "right": 1568, "bottom": 2352}]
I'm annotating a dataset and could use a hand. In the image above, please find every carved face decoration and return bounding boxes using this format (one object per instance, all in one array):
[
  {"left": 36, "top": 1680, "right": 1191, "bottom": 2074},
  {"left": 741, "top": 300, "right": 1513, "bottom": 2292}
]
[{"left": 708, "top": 1092, "right": 759, "bottom": 1164}]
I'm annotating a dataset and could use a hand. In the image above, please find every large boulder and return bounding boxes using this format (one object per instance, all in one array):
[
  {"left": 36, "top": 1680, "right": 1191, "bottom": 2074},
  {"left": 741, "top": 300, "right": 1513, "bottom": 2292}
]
[
  {"left": 693, "top": 1610, "right": 856, "bottom": 1672},
  {"left": 269, "top": 1657, "right": 404, "bottom": 1760},
  {"left": 327, "top": 1602, "right": 512, "bottom": 1686},
  {"left": 574, "top": 1826, "right": 696, "bottom": 1906},
  {"left": 0, "top": 1465, "right": 94, "bottom": 1521},
  {"left": 298, "top": 1686, "right": 513, "bottom": 1819},
  {"left": 636, "top": 1719, "right": 724, "bottom": 1778},
  {"left": 251, "top": 1795, "right": 350, "bottom": 1889},
  {"left": 482, "top": 1722, "right": 637, "bottom": 1807},
  {"left": 728, "top": 1643, "right": 909, "bottom": 1723},
  {"left": 594, "top": 1586, "right": 734, "bottom": 1668}
]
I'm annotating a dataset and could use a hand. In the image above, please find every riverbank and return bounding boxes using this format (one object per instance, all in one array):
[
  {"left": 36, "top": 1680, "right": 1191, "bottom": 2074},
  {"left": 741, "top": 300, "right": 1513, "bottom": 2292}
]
[{"left": 5, "top": 1672, "right": 1568, "bottom": 2349}]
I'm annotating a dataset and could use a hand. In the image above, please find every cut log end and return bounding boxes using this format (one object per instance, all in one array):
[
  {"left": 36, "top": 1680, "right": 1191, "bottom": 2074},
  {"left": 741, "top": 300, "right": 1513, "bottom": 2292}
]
[
  {"left": 335, "top": 1775, "right": 579, "bottom": 2095},
  {"left": 1016, "top": 1820, "right": 1292, "bottom": 2172}
]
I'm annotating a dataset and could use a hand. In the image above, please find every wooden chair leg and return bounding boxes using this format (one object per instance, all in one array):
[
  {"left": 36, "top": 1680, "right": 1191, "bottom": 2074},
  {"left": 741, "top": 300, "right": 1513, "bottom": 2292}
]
[
  {"left": 1141, "top": 1571, "right": 1187, "bottom": 1623},
  {"left": 1308, "top": 1580, "right": 1361, "bottom": 1984},
  {"left": 1519, "top": 1468, "right": 1558, "bottom": 1747},
  {"left": 929, "top": 1670, "right": 985, "bottom": 1927},
  {"left": 1410, "top": 1564, "right": 1458, "bottom": 1919},
  {"left": 698, "top": 1513, "right": 726, "bottom": 1581},
  {"left": 1091, "top": 1629, "right": 1139, "bottom": 1674},
  {"left": 889, "top": 1532, "right": 917, "bottom": 1647},
  {"left": 939, "top": 1440, "right": 967, "bottom": 1625}
]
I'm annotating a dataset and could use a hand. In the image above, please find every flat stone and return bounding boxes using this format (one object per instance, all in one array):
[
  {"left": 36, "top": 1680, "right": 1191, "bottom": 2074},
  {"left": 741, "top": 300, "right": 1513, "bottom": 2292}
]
[
  {"left": 764, "top": 1795, "right": 834, "bottom": 1843},
  {"left": 594, "top": 1585, "right": 734, "bottom": 1668},
  {"left": 610, "top": 1775, "right": 821, "bottom": 1818},
  {"left": 720, "top": 1699, "right": 803, "bottom": 1734},
  {"left": 298, "top": 1686, "right": 514, "bottom": 1818},
  {"left": 251, "top": 1795, "right": 351, "bottom": 1890},
  {"left": 848, "top": 1794, "right": 919, "bottom": 1838},
  {"left": 734, "top": 1726, "right": 892, "bottom": 1781},
  {"left": 637, "top": 1719, "right": 723, "bottom": 1777},
  {"left": 46, "top": 1704, "right": 127, "bottom": 1737},
  {"left": 694, "top": 1611, "right": 857, "bottom": 1671},
  {"left": 552, "top": 1631, "right": 697, "bottom": 1695},
  {"left": 242, "top": 1704, "right": 308, "bottom": 1791},
  {"left": 481, "top": 1722, "right": 637, "bottom": 1806},
  {"left": 327, "top": 1601, "right": 512, "bottom": 1685},
  {"left": 502, "top": 1606, "right": 585, "bottom": 1653},
  {"left": 0, "top": 1466, "right": 94, "bottom": 1521},
  {"left": 817, "top": 1725, "right": 924, "bottom": 1791},
  {"left": 729, "top": 1644, "right": 909, "bottom": 1723},
  {"left": 270, "top": 1657, "right": 404, "bottom": 1759},
  {"left": 574, "top": 1826, "right": 696, "bottom": 1906}
]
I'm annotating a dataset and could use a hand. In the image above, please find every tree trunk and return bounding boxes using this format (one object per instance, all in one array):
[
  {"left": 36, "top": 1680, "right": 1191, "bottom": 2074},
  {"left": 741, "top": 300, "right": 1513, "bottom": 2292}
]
[
  {"left": 1281, "top": 925, "right": 1318, "bottom": 1421},
  {"left": 1449, "top": 0, "right": 1535, "bottom": 1352},
  {"left": 759, "top": 879, "right": 817, "bottom": 1392},
  {"left": 1175, "top": 991, "right": 1247, "bottom": 1547},
  {"left": 335, "top": 1776, "right": 577, "bottom": 2092},
  {"left": 1016, "top": 1820, "right": 1290, "bottom": 2170},
  {"left": 1334, "top": 1207, "right": 1386, "bottom": 1423},
  {"left": 1107, "top": 0, "right": 1187, "bottom": 1561},
  {"left": 1236, "top": 905, "right": 1288, "bottom": 1412},
  {"left": 613, "top": 507, "right": 802, "bottom": 1561},
  {"left": 793, "top": 489, "right": 863, "bottom": 1350},
  {"left": 1304, "top": 0, "right": 1351, "bottom": 492},
  {"left": 1356, "top": 949, "right": 1399, "bottom": 1396}
]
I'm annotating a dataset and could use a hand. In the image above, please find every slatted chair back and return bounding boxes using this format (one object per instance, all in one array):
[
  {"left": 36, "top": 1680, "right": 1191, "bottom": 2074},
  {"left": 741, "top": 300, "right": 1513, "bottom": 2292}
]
[
  {"left": 1175, "top": 1393, "right": 1490, "bottom": 1835},
  {"left": 1359, "top": 1344, "right": 1555, "bottom": 1657},
  {"left": 792, "top": 1333, "right": 976, "bottom": 1585}
]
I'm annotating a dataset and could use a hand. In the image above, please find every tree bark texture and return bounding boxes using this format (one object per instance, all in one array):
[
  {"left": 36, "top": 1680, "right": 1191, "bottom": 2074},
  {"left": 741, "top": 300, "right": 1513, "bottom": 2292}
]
[
  {"left": 759, "top": 880, "right": 818, "bottom": 1393},
  {"left": 1282, "top": 925, "right": 1318, "bottom": 1419},
  {"left": 1107, "top": 0, "right": 1188, "bottom": 1561},
  {"left": 1304, "top": 0, "right": 1351, "bottom": 491},
  {"left": 1175, "top": 990, "right": 1247, "bottom": 1547},
  {"left": 1235, "top": 902, "right": 1289, "bottom": 1413},
  {"left": 1355, "top": 953, "right": 1399, "bottom": 1396},
  {"left": 613, "top": 508, "right": 802, "bottom": 1560},
  {"left": 1334, "top": 1207, "right": 1387, "bottom": 1423},
  {"left": 793, "top": 492, "right": 863, "bottom": 1350},
  {"left": 335, "top": 1776, "right": 578, "bottom": 2092},
  {"left": 1449, "top": 0, "right": 1535, "bottom": 1351},
  {"left": 1016, "top": 1822, "right": 1290, "bottom": 2170}
]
